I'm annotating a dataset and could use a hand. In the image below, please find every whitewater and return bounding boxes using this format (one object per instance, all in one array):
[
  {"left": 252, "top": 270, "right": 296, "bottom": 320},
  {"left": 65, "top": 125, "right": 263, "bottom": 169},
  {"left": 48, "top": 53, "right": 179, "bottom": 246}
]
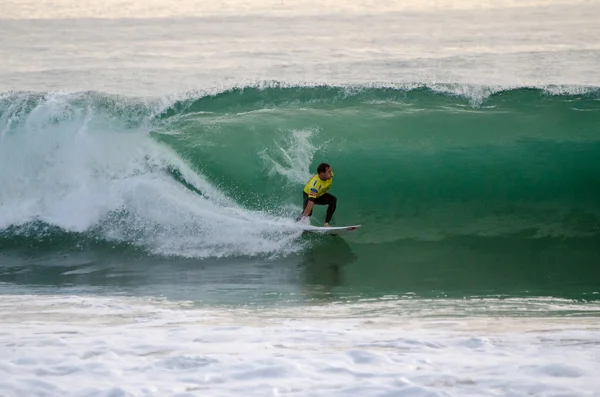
[{"left": 2, "top": 295, "right": 600, "bottom": 397}]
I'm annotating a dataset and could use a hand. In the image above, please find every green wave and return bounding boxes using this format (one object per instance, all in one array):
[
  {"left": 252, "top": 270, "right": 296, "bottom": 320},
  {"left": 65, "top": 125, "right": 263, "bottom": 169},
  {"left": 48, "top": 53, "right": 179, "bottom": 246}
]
[
  {"left": 152, "top": 85, "right": 600, "bottom": 241},
  {"left": 2, "top": 84, "right": 600, "bottom": 246},
  {"left": 2, "top": 84, "right": 600, "bottom": 299}
]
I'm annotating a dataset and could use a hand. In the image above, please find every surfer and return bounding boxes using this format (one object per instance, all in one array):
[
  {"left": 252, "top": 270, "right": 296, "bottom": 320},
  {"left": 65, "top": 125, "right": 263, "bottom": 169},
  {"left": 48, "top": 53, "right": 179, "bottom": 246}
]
[{"left": 298, "top": 163, "right": 336, "bottom": 227}]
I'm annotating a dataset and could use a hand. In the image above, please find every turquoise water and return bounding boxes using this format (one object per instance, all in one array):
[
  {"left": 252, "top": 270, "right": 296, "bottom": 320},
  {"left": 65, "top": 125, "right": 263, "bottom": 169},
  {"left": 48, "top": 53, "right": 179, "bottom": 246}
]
[{"left": 1, "top": 86, "right": 599, "bottom": 303}]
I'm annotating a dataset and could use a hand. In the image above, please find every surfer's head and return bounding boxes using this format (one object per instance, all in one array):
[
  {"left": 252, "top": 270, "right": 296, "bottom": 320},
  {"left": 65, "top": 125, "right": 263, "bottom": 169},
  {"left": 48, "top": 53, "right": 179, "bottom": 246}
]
[{"left": 317, "top": 163, "right": 333, "bottom": 180}]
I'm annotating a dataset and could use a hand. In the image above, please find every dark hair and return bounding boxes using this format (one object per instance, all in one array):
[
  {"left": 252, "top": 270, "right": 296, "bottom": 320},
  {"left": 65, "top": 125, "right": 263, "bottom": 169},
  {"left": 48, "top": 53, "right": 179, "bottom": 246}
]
[{"left": 317, "top": 163, "right": 330, "bottom": 174}]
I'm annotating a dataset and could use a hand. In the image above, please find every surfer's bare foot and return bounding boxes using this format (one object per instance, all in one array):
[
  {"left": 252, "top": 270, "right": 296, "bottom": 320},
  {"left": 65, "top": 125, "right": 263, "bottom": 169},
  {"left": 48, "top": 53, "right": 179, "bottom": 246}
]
[{"left": 324, "top": 222, "right": 330, "bottom": 227}]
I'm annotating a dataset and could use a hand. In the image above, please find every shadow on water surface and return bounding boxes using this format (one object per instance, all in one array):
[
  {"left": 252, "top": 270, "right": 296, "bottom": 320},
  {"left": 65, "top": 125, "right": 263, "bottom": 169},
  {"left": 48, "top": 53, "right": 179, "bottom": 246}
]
[
  {"left": 1, "top": 232, "right": 600, "bottom": 303},
  {"left": 0, "top": 234, "right": 359, "bottom": 304}
]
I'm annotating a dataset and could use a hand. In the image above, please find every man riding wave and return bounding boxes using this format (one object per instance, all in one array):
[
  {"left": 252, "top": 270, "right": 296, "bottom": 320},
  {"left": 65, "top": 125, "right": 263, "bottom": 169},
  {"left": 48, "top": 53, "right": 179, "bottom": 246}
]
[{"left": 298, "top": 163, "right": 336, "bottom": 227}]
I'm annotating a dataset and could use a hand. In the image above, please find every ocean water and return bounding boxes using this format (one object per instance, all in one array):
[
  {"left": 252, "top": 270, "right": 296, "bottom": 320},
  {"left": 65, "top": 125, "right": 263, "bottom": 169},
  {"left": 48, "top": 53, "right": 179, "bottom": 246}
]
[{"left": 1, "top": 1, "right": 600, "bottom": 396}]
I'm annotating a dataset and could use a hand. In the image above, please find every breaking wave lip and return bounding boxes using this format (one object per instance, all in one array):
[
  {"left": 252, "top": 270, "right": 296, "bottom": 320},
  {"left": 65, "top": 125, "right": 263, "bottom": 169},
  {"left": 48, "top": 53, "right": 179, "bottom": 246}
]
[
  {"left": 4, "top": 79, "right": 597, "bottom": 120},
  {"left": 0, "top": 90, "right": 316, "bottom": 259},
  {"left": 153, "top": 81, "right": 600, "bottom": 118}
]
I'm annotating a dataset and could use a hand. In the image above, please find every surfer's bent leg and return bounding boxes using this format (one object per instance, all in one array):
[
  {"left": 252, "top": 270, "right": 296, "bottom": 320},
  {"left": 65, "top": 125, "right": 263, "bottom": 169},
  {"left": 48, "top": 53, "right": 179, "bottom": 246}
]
[{"left": 300, "top": 192, "right": 336, "bottom": 223}]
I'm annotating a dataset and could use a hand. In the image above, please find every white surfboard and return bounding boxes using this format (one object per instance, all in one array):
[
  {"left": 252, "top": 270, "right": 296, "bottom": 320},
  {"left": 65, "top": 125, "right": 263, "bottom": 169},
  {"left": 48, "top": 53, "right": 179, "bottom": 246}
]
[{"left": 301, "top": 224, "right": 362, "bottom": 235}]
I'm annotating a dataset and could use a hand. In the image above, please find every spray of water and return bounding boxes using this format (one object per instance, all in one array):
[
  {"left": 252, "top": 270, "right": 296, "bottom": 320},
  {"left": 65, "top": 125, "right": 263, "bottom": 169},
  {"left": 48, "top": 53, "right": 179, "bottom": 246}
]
[{"left": 0, "top": 92, "right": 309, "bottom": 258}]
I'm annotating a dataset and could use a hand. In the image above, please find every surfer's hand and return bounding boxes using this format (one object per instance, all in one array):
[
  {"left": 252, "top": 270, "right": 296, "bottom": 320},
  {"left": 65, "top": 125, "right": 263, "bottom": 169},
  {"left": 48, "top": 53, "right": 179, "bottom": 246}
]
[{"left": 299, "top": 216, "right": 310, "bottom": 225}]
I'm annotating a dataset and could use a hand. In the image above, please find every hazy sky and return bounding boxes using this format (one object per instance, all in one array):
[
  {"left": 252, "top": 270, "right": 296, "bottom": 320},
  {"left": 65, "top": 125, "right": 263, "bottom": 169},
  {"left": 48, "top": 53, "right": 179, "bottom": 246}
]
[{"left": 1, "top": 0, "right": 595, "bottom": 19}]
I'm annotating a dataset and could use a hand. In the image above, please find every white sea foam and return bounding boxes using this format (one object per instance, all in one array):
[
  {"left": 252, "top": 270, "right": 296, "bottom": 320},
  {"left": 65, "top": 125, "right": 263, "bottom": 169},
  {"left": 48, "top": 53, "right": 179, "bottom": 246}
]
[
  {"left": 0, "top": 92, "right": 308, "bottom": 258},
  {"left": 1, "top": 295, "right": 599, "bottom": 397}
]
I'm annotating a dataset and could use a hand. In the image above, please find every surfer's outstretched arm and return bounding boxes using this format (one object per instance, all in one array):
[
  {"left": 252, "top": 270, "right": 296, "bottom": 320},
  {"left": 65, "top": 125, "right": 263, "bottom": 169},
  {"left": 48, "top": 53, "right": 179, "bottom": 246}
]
[{"left": 302, "top": 200, "right": 315, "bottom": 217}]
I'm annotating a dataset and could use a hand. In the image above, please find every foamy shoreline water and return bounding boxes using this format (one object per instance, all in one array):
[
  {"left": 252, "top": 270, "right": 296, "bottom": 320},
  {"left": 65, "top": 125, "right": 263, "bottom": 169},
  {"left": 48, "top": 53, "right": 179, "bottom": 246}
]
[{"left": 2, "top": 295, "right": 599, "bottom": 397}]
